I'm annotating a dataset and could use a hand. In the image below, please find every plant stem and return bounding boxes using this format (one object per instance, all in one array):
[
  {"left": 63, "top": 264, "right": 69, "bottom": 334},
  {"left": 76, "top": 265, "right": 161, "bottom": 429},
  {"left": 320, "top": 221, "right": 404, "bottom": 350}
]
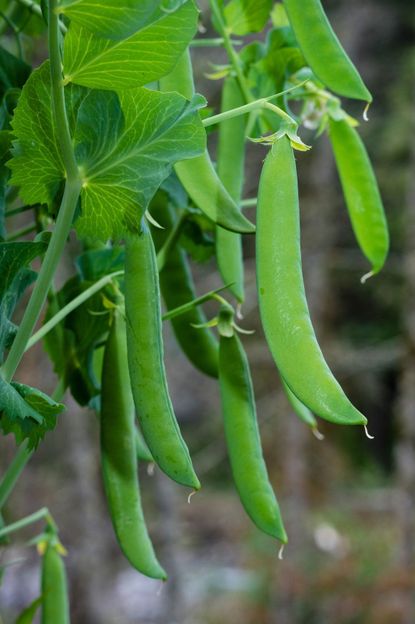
[
  {"left": 25, "top": 270, "right": 124, "bottom": 352},
  {"left": 0, "top": 443, "right": 32, "bottom": 510},
  {"left": 0, "top": 507, "right": 50, "bottom": 539},
  {"left": 209, "top": 0, "right": 253, "bottom": 103},
  {"left": 163, "top": 284, "right": 230, "bottom": 321},
  {"left": 156, "top": 211, "right": 186, "bottom": 272},
  {"left": 6, "top": 223, "right": 37, "bottom": 241},
  {"left": 190, "top": 37, "right": 242, "bottom": 47},
  {"left": 241, "top": 197, "right": 257, "bottom": 208},
  {"left": 5, "top": 204, "right": 36, "bottom": 218},
  {"left": 1, "top": 0, "right": 80, "bottom": 382},
  {"left": 13, "top": 0, "right": 67, "bottom": 33},
  {"left": 203, "top": 92, "right": 298, "bottom": 128}
]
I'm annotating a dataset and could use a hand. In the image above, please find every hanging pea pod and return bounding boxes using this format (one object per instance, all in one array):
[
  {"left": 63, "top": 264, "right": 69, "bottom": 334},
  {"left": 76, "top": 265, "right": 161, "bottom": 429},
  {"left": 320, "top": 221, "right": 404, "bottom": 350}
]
[
  {"left": 216, "top": 76, "right": 246, "bottom": 303},
  {"left": 281, "top": 377, "right": 323, "bottom": 438},
  {"left": 218, "top": 308, "right": 287, "bottom": 543},
  {"left": 159, "top": 50, "right": 255, "bottom": 235},
  {"left": 41, "top": 543, "right": 70, "bottom": 624},
  {"left": 256, "top": 137, "right": 367, "bottom": 426},
  {"left": 328, "top": 117, "right": 389, "bottom": 280},
  {"left": 135, "top": 426, "right": 154, "bottom": 463},
  {"left": 283, "top": 0, "right": 372, "bottom": 102},
  {"left": 151, "top": 198, "right": 219, "bottom": 378},
  {"left": 125, "top": 223, "right": 200, "bottom": 490},
  {"left": 100, "top": 310, "right": 165, "bottom": 579}
]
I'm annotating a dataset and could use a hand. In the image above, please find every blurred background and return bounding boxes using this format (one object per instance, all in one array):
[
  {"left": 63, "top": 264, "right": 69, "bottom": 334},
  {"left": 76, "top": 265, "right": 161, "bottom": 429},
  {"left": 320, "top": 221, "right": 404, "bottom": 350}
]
[{"left": 1, "top": 0, "right": 415, "bottom": 622}]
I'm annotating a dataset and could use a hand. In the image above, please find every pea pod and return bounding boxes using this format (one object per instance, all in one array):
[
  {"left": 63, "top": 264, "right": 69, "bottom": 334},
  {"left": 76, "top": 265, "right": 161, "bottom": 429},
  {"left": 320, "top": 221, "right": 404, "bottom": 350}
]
[
  {"left": 135, "top": 426, "right": 154, "bottom": 463},
  {"left": 219, "top": 320, "right": 287, "bottom": 543},
  {"left": 256, "top": 137, "right": 366, "bottom": 426},
  {"left": 281, "top": 377, "right": 318, "bottom": 431},
  {"left": 328, "top": 117, "right": 389, "bottom": 277},
  {"left": 125, "top": 223, "right": 200, "bottom": 490},
  {"left": 41, "top": 544, "right": 69, "bottom": 624},
  {"left": 151, "top": 199, "right": 219, "bottom": 378},
  {"left": 216, "top": 76, "right": 246, "bottom": 303},
  {"left": 283, "top": 0, "right": 371, "bottom": 102},
  {"left": 160, "top": 50, "right": 255, "bottom": 235},
  {"left": 101, "top": 310, "right": 165, "bottom": 579}
]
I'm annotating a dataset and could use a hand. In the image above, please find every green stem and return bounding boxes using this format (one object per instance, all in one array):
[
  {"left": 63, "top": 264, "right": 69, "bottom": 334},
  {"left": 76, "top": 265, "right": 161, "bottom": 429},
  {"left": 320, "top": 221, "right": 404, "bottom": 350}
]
[
  {"left": 5, "top": 204, "right": 36, "bottom": 218},
  {"left": 190, "top": 37, "right": 242, "bottom": 47},
  {"left": 0, "top": 443, "right": 32, "bottom": 510},
  {"left": 209, "top": 0, "right": 253, "bottom": 103},
  {"left": 13, "top": 0, "right": 67, "bottom": 32},
  {"left": 156, "top": 211, "right": 186, "bottom": 272},
  {"left": 0, "top": 507, "right": 50, "bottom": 539},
  {"left": 163, "top": 284, "right": 230, "bottom": 321},
  {"left": 6, "top": 223, "right": 37, "bottom": 242},
  {"left": 241, "top": 197, "right": 257, "bottom": 208},
  {"left": 0, "top": 0, "right": 80, "bottom": 382},
  {"left": 25, "top": 270, "right": 124, "bottom": 352}
]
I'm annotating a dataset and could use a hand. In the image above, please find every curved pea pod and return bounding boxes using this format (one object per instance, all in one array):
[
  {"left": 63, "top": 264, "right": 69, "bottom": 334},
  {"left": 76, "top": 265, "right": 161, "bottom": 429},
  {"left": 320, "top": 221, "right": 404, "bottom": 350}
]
[
  {"left": 219, "top": 328, "right": 287, "bottom": 543},
  {"left": 216, "top": 76, "right": 246, "bottom": 303},
  {"left": 100, "top": 311, "right": 165, "bottom": 579},
  {"left": 135, "top": 426, "right": 154, "bottom": 463},
  {"left": 159, "top": 50, "right": 255, "bottom": 235},
  {"left": 152, "top": 201, "right": 219, "bottom": 378},
  {"left": 41, "top": 544, "right": 70, "bottom": 624},
  {"left": 256, "top": 137, "right": 367, "bottom": 426},
  {"left": 281, "top": 377, "right": 319, "bottom": 432},
  {"left": 283, "top": 0, "right": 372, "bottom": 102},
  {"left": 328, "top": 117, "right": 389, "bottom": 279},
  {"left": 125, "top": 224, "right": 200, "bottom": 490}
]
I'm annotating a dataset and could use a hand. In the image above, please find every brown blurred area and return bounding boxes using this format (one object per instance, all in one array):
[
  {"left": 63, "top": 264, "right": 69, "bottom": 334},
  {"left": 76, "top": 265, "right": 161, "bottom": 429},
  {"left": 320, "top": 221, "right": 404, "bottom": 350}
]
[{"left": 1, "top": 0, "right": 415, "bottom": 622}]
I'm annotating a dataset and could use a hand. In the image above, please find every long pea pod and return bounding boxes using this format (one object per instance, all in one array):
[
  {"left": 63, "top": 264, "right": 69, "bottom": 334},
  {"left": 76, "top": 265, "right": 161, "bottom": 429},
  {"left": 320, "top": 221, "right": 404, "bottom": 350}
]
[
  {"left": 41, "top": 544, "right": 70, "bottom": 624},
  {"left": 256, "top": 137, "right": 367, "bottom": 426},
  {"left": 125, "top": 223, "right": 200, "bottom": 490},
  {"left": 151, "top": 199, "right": 219, "bottom": 378},
  {"left": 281, "top": 377, "right": 319, "bottom": 432},
  {"left": 283, "top": 0, "right": 371, "bottom": 102},
  {"left": 135, "top": 426, "right": 154, "bottom": 463},
  {"left": 328, "top": 117, "right": 389, "bottom": 278},
  {"left": 159, "top": 50, "right": 255, "bottom": 235},
  {"left": 216, "top": 76, "right": 246, "bottom": 303},
  {"left": 219, "top": 320, "right": 287, "bottom": 543},
  {"left": 100, "top": 310, "right": 165, "bottom": 579}
]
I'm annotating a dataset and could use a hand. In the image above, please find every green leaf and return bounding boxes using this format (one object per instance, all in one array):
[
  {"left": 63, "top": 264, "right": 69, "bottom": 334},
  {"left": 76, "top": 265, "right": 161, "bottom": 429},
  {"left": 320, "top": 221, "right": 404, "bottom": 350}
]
[
  {"left": 0, "top": 47, "right": 31, "bottom": 101},
  {"left": 0, "top": 241, "right": 47, "bottom": 360},
  {"left": 15, "top": 596, "right": 43, "bottom": 624},
  {"left": 63, "top": 1, "right": 198, "bottom": 90},
  {"left": 8, "top": 62, "right": 206, "bottom": 240},
  {"left": 224, "top": 0, "right": 272, "bottom": 35},
  {"left": 60, "top": 0, "right": 160, "bottom": 40},
  {"left": 0, "top": 130, "right": 13, "bottom": 238},
  {"left": 0, "top": 379, "right": 64, "bottom": 449}
]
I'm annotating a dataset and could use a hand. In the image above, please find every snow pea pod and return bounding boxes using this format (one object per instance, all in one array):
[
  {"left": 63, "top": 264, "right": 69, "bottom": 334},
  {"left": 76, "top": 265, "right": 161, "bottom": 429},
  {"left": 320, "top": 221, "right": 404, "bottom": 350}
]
[
  {"left": 159, "top": 50, "right": 255, "bottom": 235},
  {"left": 135, "top": 426, "right": 153, "bottom": 463},
  {"left": 281, "top": 377, "right": 318, "bottom": 431},
  {"left": 256, "top": 137, "right": 367, "bottom": 426},
  {"left": 125, "top": 223, "right": 200, "bottom": 490},
  {"left": 41, "top": 544, "right": 69, "bottom": 624},
  {"left": 283, "top": 0, "right": 371, "bottom": 102},
  {"left": 328, "top": 117, "right": 389, "bottom": 278},
  {"left": 152, "top": 200, "right": 219, "bottom": 378},
  {"left": 100, "top": 310, "right": 165, "bottom": 579},
  {"left": 219, "top": 322, "right": 287, "bottom": 543},
  {"left": 216, "top": 76, "right": 246, "bottom": 303}
]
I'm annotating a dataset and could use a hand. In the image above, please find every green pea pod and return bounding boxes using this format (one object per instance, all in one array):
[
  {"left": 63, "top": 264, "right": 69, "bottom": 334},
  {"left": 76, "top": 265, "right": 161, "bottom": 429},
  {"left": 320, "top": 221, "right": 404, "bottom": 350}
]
[
  {"left": 101, "top": 311, "right": 165, "bottom": 579},
  {"left": 256, "top": 137, "right": 367, "bottom": 426},
  {"left": 135, "top": 426, "right": 154, "bottom": 463},
  {"left": 160, "top": 50, "right": 255, "bottom": 235},
  {"left": 283, "top": 0, "right": 372, "bottom": 102},
  {"left": 216, "top": 76, "right": 246, "bottom": 303},
  {"left": 219, "top": 328, "right": 287, "bottom": 543},
  {"left": 41, "top": 544, "right": 69, "bottom": 624},
  {"left": 328, "top": 118, "right": 389, "bottom": 278},
  {"left": 152, "top": 201, "right": 219, "bottom": 378},
  {"left": 281, "top": 377, "right": 318, "bottom": 431},
  {"left": 125, "top": 224, "right": 200, "bottom": 490}
]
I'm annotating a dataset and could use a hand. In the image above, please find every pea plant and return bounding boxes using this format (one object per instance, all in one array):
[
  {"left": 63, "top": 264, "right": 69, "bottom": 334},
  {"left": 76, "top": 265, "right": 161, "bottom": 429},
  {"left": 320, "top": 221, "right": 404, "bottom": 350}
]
[{"left": 0, "top": 0, "right": 388, "bottom": 618}]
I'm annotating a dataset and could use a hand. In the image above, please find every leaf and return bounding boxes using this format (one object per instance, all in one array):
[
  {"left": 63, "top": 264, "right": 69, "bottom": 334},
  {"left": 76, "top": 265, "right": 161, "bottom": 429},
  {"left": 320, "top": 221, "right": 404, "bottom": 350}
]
[
  {"left": 224, "top": 0, "right": 272, "bottom": 35},
  {"left": 15, "top": 596, "right": 43, "bottom": 624},
  {"left": 0, "top": 379, "right": 64, "bottom": 449},
  {"left": 60, "top": 0, "right": 161, "bottom": 40},
  {"left": 0, "top": 130, "right": 13, "bottom": 238},
  {"left": 0, "top": 241, "right": 47, "bottom": 360},
  {"left": 0, "top": 47, "right": 31, "bottom": 101},
  {"left": 75, "top": 246, "right": 125, "bottom": 281},
  {"left": 8, "top": 62, "right": 206, "bottom": 240},
  {"left": 63, "top": 1, "right": 198, "bottom": 90}
]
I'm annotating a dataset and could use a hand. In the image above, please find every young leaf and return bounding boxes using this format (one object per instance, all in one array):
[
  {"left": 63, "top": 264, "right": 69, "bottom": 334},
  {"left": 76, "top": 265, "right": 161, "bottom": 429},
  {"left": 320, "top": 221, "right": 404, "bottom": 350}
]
[
  {"left": 15, "top": 596, "right": 43, "bottom": 624},
  {"left": 0, "top": 379, "right": 64, "bottom": 449},
  {"left": 63, "top": 1, "right": 198, "bottom": 90},
  {"left": 224, "top": 0, "right": 272, "bottom": 36},
  {"left": 8, "top": 63, "right": 206, "bottom": 240}
]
